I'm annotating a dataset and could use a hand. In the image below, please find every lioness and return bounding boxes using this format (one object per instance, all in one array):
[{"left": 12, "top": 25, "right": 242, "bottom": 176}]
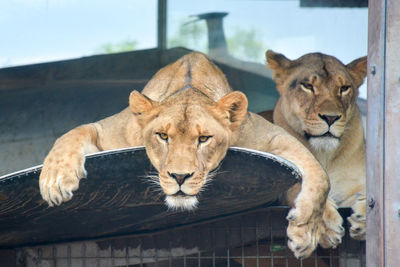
[
  {"left": 39, "top": 52, "right": 343, "bottom": 258},
  {"left": 264, "top": 50, "right": 367, "bottom": 240}
]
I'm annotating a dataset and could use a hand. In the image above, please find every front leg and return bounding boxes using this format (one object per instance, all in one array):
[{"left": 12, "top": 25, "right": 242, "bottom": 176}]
[
  {"left": 39, "top": 124, "right": 99, "bottom": 206},
  {"left": 347, "top": 194, "right": 366, "bottom": 240},
  {"left": 268, "top": 134, "right": 339, "bottom": 258}
]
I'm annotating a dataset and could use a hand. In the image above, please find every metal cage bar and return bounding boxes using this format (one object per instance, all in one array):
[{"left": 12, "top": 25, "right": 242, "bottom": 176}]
[{"left": 18, "top": 208, "right": 365, "bottom": 267}]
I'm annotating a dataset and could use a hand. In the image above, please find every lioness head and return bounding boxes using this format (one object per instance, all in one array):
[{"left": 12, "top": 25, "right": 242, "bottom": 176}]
[
  {"left": 129, "top": 71, "right": 247, "bottom": 211},
  {"left": 266, "top": 50, "right": 367, "bottom": 151}
]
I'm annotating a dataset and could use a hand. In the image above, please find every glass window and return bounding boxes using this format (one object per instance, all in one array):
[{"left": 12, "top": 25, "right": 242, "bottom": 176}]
[
  {"left": 0, "top": 0, "right": 157, "bottom": 67},
  {"left": 167, "top": 0, "right": 368, "bottom": 106}
]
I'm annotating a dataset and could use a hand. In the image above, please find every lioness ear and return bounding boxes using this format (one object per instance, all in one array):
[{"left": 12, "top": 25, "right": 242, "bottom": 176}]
[
  {"left": 266, "top": 50, "right": 291, "bottom": 70},
  {"left": 129, "top": 90, "right": 156, "bottom": 115},
  {"left": 266, "top": 50, "right": 292, "bottom": 87},
  {"left": 216, "top": 91, "right": 248, "bottom": 131},
  {"left": 346, "top": 56, "right": 367, "bottom": 88}
]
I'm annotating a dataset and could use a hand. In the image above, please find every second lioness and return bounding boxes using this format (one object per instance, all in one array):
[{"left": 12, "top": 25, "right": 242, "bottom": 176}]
[{"left": 264, "top": 50, "right": 367, "bottom": 240}]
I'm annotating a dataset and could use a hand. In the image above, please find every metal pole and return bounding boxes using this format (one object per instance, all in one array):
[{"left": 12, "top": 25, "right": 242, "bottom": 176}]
[
  {"left": 367, "top": 0, "right": 400, "bottom": 266},
  {"left": 157, "top": 0, "right": 167, "bottom": 51}
]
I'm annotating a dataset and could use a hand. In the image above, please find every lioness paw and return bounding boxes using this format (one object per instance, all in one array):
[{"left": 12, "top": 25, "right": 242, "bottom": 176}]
[
  {"left": 39, "top": 148, "right": 86, "bottom": 206},
  {"left": 287, "top": 207, "right": 320, "bottom": 259},
  {"left": 319, "top": 198, "right": 344, "bottom": 248},
  {"left": 348, "top": 195, "right": 366, "bottom": 240},
  {"left": 348, "top": 215, "right": 366, "bottom": 240}
]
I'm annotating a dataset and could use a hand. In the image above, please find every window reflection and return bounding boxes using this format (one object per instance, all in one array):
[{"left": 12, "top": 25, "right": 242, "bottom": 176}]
[{"left": 167, "top": 0, "right": 368, "bottom": 98}]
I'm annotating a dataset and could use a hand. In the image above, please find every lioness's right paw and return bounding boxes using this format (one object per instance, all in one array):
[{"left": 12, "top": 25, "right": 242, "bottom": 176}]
[
  {"left": 286, "top": 208, "right": 320, "bottom": 259},
  {"left": 39, "top": 150, "right": 86, "bottom": 206}
]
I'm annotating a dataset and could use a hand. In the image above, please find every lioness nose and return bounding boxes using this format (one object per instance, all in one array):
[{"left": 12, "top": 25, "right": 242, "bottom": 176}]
[
  {"left": 168, "top": 172, "right": 194, "bottom": 185},
  {"left": 319, "top": 114, "right": 341, "bottom": 126}
]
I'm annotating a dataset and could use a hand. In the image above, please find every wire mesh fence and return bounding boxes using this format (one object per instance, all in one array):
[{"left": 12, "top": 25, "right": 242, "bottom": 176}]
[{"left": 18, "top": 207, "right": 365, "bottom": 267}]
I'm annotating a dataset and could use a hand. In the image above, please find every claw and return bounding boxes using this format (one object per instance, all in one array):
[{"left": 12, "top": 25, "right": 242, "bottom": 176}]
[
  {"left": 352, "top": 227, "right": 361, "bottom": 233},
  {"left": 53, "top": 195, "right": 62, "bottom": 206},
  {"left": 299, "top": 245, "right": 310, "bottom": 254},
  {"left": 286, "top": 209, "right": 297, "bottom": 221}
]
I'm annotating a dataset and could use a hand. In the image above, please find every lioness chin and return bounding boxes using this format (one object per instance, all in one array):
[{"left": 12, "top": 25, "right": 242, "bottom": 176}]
[
  {"left": 39, "top": 52, "right": 343, "bottom": 258},
  {"left": 264, "top": 50, "right": 367, "bottom": 240}
]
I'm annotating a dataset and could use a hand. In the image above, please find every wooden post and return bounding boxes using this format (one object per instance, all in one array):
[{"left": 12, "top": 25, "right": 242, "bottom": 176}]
[{"left": 367, "top": 0, "right": 400, "bottom": 266}]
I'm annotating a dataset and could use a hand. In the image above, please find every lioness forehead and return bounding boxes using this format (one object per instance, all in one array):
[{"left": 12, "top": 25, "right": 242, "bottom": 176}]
[
  {"left": 297, "top": 53, "right": 345, "bottom": 67},
  {"left": 289, "top": 53, "right": 355, "bottom": 87},
  {"left": 295, "top": 53, "right": 347, "bottom": 76},
  {"left": 156, "top": 99, "right": 217, "bottom": 135}
]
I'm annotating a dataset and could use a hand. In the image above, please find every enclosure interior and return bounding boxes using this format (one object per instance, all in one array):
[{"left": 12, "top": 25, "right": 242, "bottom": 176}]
[{"left": 0, "top": 0, "right": 368, "bottom": 266}]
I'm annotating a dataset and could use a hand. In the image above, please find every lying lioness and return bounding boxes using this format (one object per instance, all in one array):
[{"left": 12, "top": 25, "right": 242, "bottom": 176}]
[
  {"left": 39, "top": 52, "right": 343, "bottom": 258},
  {"left": 264, "top": 50, "right": 367, "bottom": 240}
]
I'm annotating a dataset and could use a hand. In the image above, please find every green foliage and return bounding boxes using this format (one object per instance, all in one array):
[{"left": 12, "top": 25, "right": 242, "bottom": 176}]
[
  {"left": 96, "top": 39, "right": 138, "bottom": 54},
  {"left": 227, "top": 27, "right": 265, "bottom": 62},
  {"left": 168, "top": 20, "right": 208, "bottom": 53},
  {"left": 95, "top": 21, "right": 266, "bottom": 62}
]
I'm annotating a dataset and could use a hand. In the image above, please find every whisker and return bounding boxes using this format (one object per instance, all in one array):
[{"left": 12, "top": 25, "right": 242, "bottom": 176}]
[
  {"left": 199, "top": 168, "right": 231, "bottom": 194},
  {"left": 140, "top": 173, "right": 163, "bottom": 190}
]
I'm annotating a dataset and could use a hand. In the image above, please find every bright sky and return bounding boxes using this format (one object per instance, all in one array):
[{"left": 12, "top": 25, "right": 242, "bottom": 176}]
[
  {"left": 0, "top": 0, "right": 368, "bottom": 96},
  {"left": 0, "top": 0, "right": 157, "bottom": 67}
]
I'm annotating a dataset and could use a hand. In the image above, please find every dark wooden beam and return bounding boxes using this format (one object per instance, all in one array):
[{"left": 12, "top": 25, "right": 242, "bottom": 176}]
[
  {"left": 300, "top": 0, "right": 367, "bottom": 8},
  {"left": 367, "top": 0, "right": 400, "bottom": 266}
]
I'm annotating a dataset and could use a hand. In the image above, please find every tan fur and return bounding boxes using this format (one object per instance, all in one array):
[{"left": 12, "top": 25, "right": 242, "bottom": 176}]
[
  {"left": 39, "top": 52, "right": 344, "bottom": 258},
  {"left": 265, "top": 50, "right": 367, "bottom": 240}
]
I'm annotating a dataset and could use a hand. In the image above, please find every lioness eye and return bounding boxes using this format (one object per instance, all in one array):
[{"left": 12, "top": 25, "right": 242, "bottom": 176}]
[
  {"left": 340, "top": 85, "right": 351, "bottom": 94},
  {"left": 300, "top": 83, "right": 314, "bottom": 92},
  {"left": 157, "top": 132, "right": 168, "bottom": 142},
  {"left": 198, "top": 136, "right": 211, "bottom": 143}
]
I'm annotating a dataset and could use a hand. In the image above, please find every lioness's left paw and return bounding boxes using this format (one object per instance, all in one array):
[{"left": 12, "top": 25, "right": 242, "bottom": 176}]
[
  {"left": 286, "top": 207, "right": 320, "bottom": 259},
  {"left": 319, "top": 198, "right": 344, "bottom": 248},
  {"left": 348, "top": 195, "right": 366, "bottom": 240}
]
